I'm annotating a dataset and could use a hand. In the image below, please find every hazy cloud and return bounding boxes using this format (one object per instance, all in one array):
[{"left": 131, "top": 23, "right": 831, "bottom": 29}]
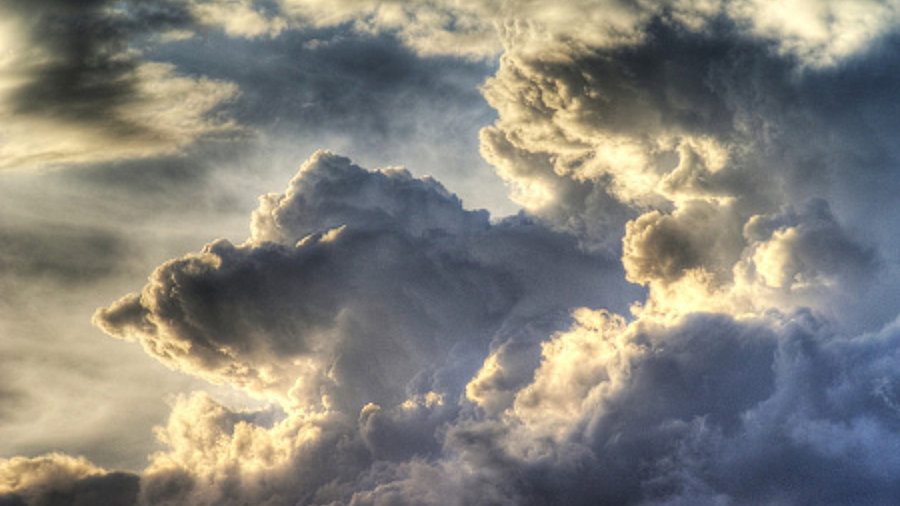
[
  {"left": 0, "top": 0, "right": 239, "bottom": 169},
  {"left": 0, "top": 225, "right": 130, "bottom": 285}
]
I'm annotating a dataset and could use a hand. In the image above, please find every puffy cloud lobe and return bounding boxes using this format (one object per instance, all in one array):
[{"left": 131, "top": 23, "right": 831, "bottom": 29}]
[
  {"left": 94, "top": 151, "right": 638, "bottom": 413},
  {"left": 480, "top": 16, "right": 897, "bottom": 332},
  {"left": 729, "top": 0, "right": 900, "bottom": 67},
  {"left": 249, "top": 151, "right": 491, "bottom": 245},
  {"left": 619, "top": 197, "right": 879, "bottom": 329},
  {"left": 181, "top": 0, "right": 287, "bottom": 38},
  {"left": 0, "top": 453, "right": 138, "bottom": 506},
  {"left": 316, "top": 310, "right": 900, "bottom": 505}
]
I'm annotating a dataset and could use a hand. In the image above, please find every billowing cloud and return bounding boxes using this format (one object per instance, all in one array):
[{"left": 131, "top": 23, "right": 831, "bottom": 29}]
[
  {"left": 85, "top": 151, "right": 637, "bottom": 504},
  {"left": 74, "top": 147, "right": 900, "bottom": 505},
  {"left": 5, "top": 1, "right": 900, "bottom": 505},
  {"left": 94, "top": 151, "right": 638, "bottom": 411},
  {"left": 0, "top": 453, "right": 139, "bottom": 506},
  {"left": 479, "top": 13, "right": 899, "bottom": 331}
]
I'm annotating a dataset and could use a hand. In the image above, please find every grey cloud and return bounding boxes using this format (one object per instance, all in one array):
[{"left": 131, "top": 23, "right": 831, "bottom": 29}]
[
  {"left": 356, "top": 312, "right": 900, "bottom": 506},
  {"left": 150, "top": 27, "right": 502, "bottom": 193},
  {"left": 0, "top": 381, "right": 26, "bottom": 424},
  {"left": 147, "top": 28, "right": 495, "bottom": 138},
  {"left": 8, "top": 2, "right": 900, "bottom": 505},
  {"left": 94, "top": 151, "right": 639, "bottom": 411},
  {"left": 31, "top": 312, "right": 900, "bottom": 505}
]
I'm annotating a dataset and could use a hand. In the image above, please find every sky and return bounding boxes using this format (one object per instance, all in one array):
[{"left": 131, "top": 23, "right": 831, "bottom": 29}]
[{"left": 2, "top": 1, "right": 900, "bottom": 505}]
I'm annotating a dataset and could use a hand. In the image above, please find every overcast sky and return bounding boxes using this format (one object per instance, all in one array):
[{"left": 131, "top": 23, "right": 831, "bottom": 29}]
[{"left": 3, "top": 1, "right": 900, "bottom": 505}]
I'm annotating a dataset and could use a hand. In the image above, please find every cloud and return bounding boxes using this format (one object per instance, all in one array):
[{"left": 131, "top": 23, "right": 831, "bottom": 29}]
[
  {"left": 94, "top": 151, "right": 638, "bottom": 411},
  {"left": 266, "top": 0, "right": 899, "bottom": 68},
  {"left": 6, "top": 1, "right": 900, "bottom": 504},
  {"left": 729, "top": 0, "right": 900, "bottom": 67},
  {"left": 181, "top": 0, "right": 287, "bottom": 38},
  {"left": 0, "top": 0, "right": 239, "bottom": 170},
  {"left": 77, "top": 147, "right": 900, "bottom": 505},
  {"left": 353, "top": 310, "right": 900, "bottom": 505},
  {"left": 478, "top": 14, "right": 899, "bottom": 332},
  {"left": 75, "top": 150, "right": 635, "bottom": 503},
  {"left": 5, "top": 0, "right": 899, "bottom": 173},
  {"left": 0, "top": 453, "right": 139, "bottom": 506}
]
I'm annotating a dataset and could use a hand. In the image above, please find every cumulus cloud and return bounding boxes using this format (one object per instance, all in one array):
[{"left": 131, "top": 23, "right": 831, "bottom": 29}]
[
  {"left": 86, "top": 151, "right": 637, "bottom": 504},
  {"left": 478, "top": 13, "right": 899, "bottom": 331},
  {"left": 94, "top": 151, "right": 638, "bottom": 412},
  {"left": 6, "top": 1, "right": 900, "bottom": 504},
  {"left": 74, "top": 147, "right": 900, "bottom": 504}
]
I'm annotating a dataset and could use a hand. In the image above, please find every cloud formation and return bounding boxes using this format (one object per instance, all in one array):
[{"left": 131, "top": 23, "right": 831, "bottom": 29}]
[
  {"left": 81, "top": 148, "right": 900, "bottom": 505},
  {"left": 0, "top": 0, "right": 239, "bottom": 169},
  {"left": 95, "top": 151, "right": 637, "bottom": 411},
  {"left": 5, "top": 1, "right": 900, "bottom": 505}
]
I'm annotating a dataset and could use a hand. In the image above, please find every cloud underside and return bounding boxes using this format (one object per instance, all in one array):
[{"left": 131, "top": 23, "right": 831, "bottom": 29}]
[{"left": 4, "top": 1, "right": 900, "bottom": 505}]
